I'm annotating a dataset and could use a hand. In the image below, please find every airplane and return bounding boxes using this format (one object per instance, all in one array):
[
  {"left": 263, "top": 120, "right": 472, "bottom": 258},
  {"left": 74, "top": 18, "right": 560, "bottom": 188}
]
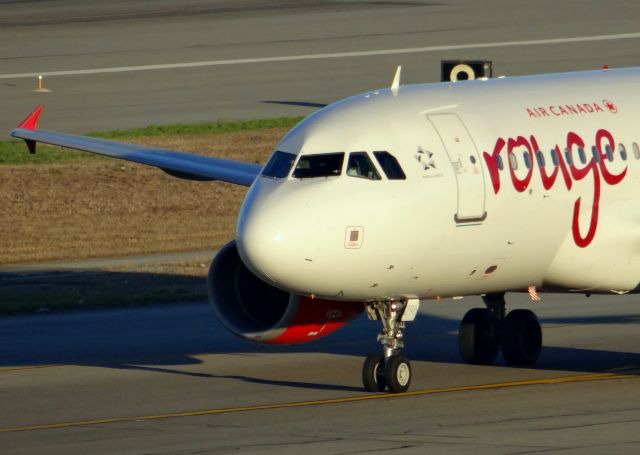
[{"left": 10, "top": 65, "right": 640, "bottom": 394}]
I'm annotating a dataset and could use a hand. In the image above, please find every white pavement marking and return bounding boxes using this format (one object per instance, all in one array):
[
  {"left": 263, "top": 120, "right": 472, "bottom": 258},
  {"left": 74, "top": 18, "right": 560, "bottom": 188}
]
[{"left": 2, "top": 33, "right": 640, "bottom": 79}]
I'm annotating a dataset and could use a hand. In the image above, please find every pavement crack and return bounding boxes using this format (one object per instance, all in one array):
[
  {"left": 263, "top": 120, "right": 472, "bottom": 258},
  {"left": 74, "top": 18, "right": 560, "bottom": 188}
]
[
  {"left": 339, "top": 443, "right": 421, "bottom": 455},
  {"left": 532, "top": 417, "right": 640, "bottom": 431},
  {"left": 216, "top": 437, "right": 343, "bottom": 452}
]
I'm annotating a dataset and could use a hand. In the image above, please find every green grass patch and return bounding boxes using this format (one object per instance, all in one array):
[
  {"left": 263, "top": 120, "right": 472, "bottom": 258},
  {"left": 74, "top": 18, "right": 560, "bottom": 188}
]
[
  {"left": 0, "top": 116, "right": 304, "bottom": 165},
  {"left": 0, "top": 141, "right": 99, "bottom": 165},
  {"left": 89, "top": 116, "right": 303, "bottom": 139}
]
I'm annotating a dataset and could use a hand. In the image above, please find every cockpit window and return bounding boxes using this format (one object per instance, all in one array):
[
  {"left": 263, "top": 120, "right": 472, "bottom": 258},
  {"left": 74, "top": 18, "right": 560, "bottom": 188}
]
[
  {"left": 261, "top": 151, "right": 296, "bottom": 179},
  {"left": 292, "top": 153, "right": 344, "bottom": 179},
  {"left": 373, "top": 151, "right": 406, "bottom": 180},
  {"left": 346, "top": 152, "right": 381, "bottom": 180}
]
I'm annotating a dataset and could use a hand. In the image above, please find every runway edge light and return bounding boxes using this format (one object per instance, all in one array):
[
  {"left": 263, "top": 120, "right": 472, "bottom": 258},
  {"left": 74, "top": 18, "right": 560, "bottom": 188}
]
[{"left": 34, "top": 75, "right": 52, "bottom": 93}]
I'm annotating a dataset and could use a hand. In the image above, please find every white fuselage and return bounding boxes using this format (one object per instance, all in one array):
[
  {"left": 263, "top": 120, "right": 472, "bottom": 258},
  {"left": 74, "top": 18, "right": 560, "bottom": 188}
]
[{"left": 237, "top": 67, "right": 640, "bottom": 301}]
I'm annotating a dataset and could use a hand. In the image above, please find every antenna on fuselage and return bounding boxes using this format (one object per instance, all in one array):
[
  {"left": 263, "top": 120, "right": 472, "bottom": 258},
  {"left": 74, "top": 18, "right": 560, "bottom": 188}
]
[{"left": 391, "top": 65, "right": 402, "bottom": 95}]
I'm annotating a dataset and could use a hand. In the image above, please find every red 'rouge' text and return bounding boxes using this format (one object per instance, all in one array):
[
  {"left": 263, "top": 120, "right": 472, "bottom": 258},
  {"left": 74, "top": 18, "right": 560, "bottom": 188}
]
[{"left": 483, "top": 129, "right": 627, "bottom": 248}]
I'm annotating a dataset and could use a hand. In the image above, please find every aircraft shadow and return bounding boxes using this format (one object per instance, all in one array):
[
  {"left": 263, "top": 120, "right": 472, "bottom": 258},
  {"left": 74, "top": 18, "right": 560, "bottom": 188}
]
[{"left": 1, "top": 269, "right": 639, "bottom": 392}]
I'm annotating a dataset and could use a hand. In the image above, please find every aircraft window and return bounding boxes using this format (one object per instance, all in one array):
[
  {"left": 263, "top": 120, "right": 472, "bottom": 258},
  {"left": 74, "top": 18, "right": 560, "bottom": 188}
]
[
  {"left": 551, "top": 149, "right": 559, "bottom": 167},
  {"left": 536, "top": 150, "right": 546, "bottom": 168},
  {"left": 619, "top": 144, "right": 628, "bottom": 161},
  {"left": 633, "top": 142, "right": 640, "bottom": 159},
  {"left": 564, "top": 148, "right": 573, "bottom": 165},
  {"left": 523, "top": 152, "right": 532, "bottom": 169},
  {"left": 578, "top": 147, "right": 587, "bottom": 164},
  {"left": 591, "top": 146, "right": 601, "bottom": 162},
  {"left": 292, "top": 153, "right": 344, "bottom": 178},
  {"left": 496, "top": 155, "right": 504, "bottom": 170},
  {"left": 346, "top": 152, "right": 381, "bottom": 180},
  {"left": 605, "top": 145, "right": 614, "bottom": 161},
  {"left": 508, "top": 152, "right": 518, "bottom": 170},
  {"left": 261, "top": 151, "right": 297, "bottom": 179},
  {"left": 373, "top": 151, "right": 406, "bottom": 180}
]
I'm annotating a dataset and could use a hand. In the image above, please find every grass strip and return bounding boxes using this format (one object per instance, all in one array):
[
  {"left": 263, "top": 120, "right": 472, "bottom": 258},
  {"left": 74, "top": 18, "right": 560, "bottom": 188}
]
[
  {"left": 0, "top": 142, "right": 93, "bottom": 165},
  {"left": 0, "top": 289, "right": 207, "bottom": 315},
  {"left": 89, "top": 116, "right": 303, "bottom": 139},
  {"left": 0, "top": 116, "right": 303, "bottom": 165},
  {"left": 0, "top": 266, "right": 208, "bottom": 315}
]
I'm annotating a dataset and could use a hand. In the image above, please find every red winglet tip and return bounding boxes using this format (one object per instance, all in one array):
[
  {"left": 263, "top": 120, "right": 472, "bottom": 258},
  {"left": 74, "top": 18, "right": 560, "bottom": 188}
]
[{"left": 17, "top": 105, "right": 45, "bottom": 130}]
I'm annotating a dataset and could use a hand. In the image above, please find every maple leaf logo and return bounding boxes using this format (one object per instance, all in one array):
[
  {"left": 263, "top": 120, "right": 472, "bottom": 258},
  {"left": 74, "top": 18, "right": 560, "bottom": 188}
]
[{"left": 603, "top": 100, "right": 618, "bottom": 114}]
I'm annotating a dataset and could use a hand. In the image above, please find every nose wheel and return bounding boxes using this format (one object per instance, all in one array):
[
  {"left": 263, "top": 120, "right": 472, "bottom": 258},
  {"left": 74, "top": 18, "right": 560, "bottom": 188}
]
[
  {"left": 362, "top": 353, "right": 412, "bottom": 394},
  {"left": 362, "top": 354, "right": 386, "bottom": 392},
  {"left": 383, "top": 354, "right": 412, "bottom": 393},
  {"left": 362, "top": 300, "right": 413, "bottom": 393}
]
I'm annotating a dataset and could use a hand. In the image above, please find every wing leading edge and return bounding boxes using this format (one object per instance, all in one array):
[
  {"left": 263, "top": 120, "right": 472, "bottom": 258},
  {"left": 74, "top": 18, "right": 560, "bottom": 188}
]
[{"left": 10, "top": 106, "right": 262, "bottom": 186}]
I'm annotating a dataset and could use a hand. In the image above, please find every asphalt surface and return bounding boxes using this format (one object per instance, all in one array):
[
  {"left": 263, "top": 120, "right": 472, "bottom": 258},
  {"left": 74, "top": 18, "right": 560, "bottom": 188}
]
[
  {"left": 2, "top": 0, "right": 640, "bottom": 134},
  {"left": 1, "top": 294, "right": 639, "bottom": 453},
  {"left": 2, "top": 1, "right": 640, "bottom": 453}
]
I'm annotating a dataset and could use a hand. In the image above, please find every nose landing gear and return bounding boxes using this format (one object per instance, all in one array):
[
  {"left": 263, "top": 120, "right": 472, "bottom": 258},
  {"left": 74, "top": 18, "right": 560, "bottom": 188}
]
[{"left": 362, "top": 300, "right": 415, "bottom": 393}]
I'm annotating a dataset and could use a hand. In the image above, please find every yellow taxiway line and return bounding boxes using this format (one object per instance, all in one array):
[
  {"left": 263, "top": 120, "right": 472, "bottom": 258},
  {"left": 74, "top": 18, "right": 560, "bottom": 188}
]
[{"left": 0, "top": 372, "right": 632, "bottom": 434}]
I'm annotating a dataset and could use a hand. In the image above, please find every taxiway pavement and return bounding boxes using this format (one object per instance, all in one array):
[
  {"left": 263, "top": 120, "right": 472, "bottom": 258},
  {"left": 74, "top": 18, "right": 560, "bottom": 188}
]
[
  {"left": 2, "top": 0, "right": 640, "bottom": 134},
  {"left": 1, "top": 293, "right": 639, "bottom": 453}
]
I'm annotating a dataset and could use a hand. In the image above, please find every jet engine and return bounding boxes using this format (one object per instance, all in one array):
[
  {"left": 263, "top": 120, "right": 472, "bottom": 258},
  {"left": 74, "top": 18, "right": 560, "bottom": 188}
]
[{"left": 207, "top": 241, "right": 364, "bottom": 344}]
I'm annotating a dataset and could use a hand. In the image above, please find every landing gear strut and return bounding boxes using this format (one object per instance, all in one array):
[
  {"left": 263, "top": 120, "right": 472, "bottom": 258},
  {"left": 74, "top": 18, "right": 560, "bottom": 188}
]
[
  {"left": 362, "top": 300, "right": 414, "bottom": 393},
  {"left": 458, "top": 292, "right": 542, "bottom": 367}
]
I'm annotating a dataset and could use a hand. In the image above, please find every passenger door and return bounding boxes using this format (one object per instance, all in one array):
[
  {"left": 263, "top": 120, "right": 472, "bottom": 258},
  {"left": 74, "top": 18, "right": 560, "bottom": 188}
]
[{"left": 428, "top": 114, "right": 486, "bottom": 223}]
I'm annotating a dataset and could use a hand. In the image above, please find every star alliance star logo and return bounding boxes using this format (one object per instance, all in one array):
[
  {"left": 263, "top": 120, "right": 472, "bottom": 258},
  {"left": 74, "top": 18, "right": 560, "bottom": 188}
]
[{"left": 415, "top": 146, "right": 436, "bottom": 170}]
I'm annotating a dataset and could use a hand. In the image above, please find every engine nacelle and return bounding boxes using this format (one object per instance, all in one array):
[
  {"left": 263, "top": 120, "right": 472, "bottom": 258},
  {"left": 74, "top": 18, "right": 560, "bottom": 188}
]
[{"left": 207, "top": 241, "right": 364, "bottom": 344}]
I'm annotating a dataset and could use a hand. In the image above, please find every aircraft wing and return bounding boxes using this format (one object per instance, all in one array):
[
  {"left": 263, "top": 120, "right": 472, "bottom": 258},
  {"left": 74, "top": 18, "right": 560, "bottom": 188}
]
[{"left": 9, "top": 106, "right": 262, "bottom": 186}]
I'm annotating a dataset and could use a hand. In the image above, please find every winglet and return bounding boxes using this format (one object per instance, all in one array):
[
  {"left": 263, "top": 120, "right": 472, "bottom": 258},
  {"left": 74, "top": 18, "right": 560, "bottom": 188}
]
[
  {"left": 17, "top": 105, "right": 44, "bottom": 130},
  {"left": 391, "top": 65, "right": 402, "bottom": 95},
  {"left": 16, "top": 106, "right": 44, "bottom": 154}
]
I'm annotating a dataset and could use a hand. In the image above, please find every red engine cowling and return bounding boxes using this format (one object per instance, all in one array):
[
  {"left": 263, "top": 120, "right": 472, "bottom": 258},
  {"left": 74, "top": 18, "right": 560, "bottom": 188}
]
[{"left": 207, "top": 241, "right": 364, "bottom": 344}]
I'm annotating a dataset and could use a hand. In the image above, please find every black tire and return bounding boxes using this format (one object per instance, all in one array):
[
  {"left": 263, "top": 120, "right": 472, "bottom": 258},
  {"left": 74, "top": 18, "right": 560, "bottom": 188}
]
[
  {"left": 384, "top": 354, "right": 411, "bottom": 394},
  {"left": 458, "top": 308, "right": 499, "bottom": 364},
  {"left": 500, "top": 309, "right": 542, "bottom": 366},
  {"left": 362, "top": 354, "right": 386, "bottom": 392}
]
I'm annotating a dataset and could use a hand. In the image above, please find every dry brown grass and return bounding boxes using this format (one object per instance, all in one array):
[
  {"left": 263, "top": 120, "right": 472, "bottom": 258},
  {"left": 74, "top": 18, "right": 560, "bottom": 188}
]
[{"left": 0, "top": 128, "right": 287, "bottom": 264}]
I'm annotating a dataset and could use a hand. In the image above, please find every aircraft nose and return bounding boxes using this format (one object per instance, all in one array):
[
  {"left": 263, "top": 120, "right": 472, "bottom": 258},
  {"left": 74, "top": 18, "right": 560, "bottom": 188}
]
[{"left": 236, "top": 180, "right": 319, "bottom": 288}]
